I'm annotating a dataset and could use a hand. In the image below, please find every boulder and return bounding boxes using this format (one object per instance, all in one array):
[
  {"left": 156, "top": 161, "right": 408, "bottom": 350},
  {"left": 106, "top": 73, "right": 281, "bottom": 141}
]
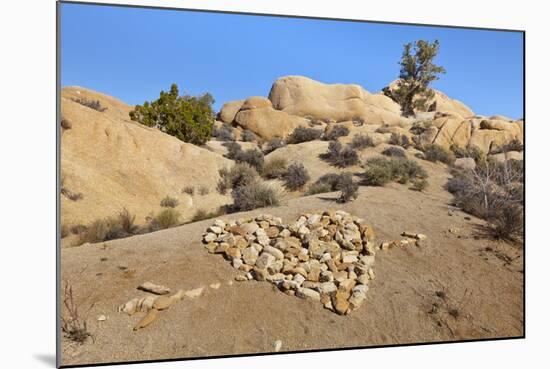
[
  {"left": 218, "top": 100, "right": 244, "bottom": 123},
  {"left": 454, "top": 157, "right": 476, "bottom": 170},
  {"left": 234, "top": 107, "right": 309, "bottom": 140},
  {"left": 268, "top": 76, "right": 407, "bottom": 125}
]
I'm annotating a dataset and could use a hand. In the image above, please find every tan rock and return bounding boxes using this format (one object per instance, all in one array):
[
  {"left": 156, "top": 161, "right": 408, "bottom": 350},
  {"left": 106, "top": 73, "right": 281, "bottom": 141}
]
[
  {"left": 133, "top": 309, "right": 158, "bottom": 330},
  {"left": 218, "top": 100, "right": 244, "bottom": 123},
  {"left": 137, "top": 282, "right": 170, "bottom": 295}
]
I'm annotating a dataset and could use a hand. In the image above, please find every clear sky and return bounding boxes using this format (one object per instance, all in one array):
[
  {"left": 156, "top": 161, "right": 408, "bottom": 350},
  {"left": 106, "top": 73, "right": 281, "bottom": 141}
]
[{"left": 60, "top": 2, "right": 524, "bottom": 119}]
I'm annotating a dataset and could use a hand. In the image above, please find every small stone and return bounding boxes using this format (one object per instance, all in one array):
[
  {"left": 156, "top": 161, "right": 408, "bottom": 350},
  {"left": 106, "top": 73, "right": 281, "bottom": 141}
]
[
  {"left": 357, "top": 274, "right": 369, "bottom": 285},
  {"left": 326, "top": 259, "right": 338, "bottom": 273},
  {"left": 256, "top": 252, "right": 276, "bottom": 269},
  {"left": 320, "top": 271, "right": 334, "bottom": 282},
  {"left": 215, "top": 243, "right": 229, "bottom": 254},
  {"left": 246, "top": 272, "right": 253, "bottom": 280},
  {"left": 273, "top": 340, "right": 283, "bottom": 352},
  {"left": 133, "top": 309, "right": 158, "bottom": 330},
  {"left": 307, "top": 267, "right": 321, "bottom": 282},
  {"left": 138, "top": 282, "right": 170, "bottom": 295},
  {"left": 317, "top": 282, "right": 337, "bottom": 294},
  {"left": 266, "top": 226, "right": 280, "bottom": 238},
  {"left": 97, "top": 314, "right": 107, "bottom": 321},
  {"left": 416, "top": 234, "right": 427, "bottom": 240},
  {"left": 225, "top": 247, "right": 241, "bottom": 260},
  {"left": 209, "top": 225, "right": 223, "bottom": 234},
  {"left": 209, "top": 283, "right": 221, "bottom": 289},
  {"left": 334, "top": 271, "right": 348, "bottom": 282},
  {"left": 332, "top": 293, "right": 350, "bottom": 315},
  {"left": 263, "top": 245, "right": 284, "bottom": 260},
  {"left": 367, "top": 268, "right": 376, "bottom": 280},
  {"left": 293, "top": 274, "right": 306, "bottom": 286},
  {"left": 342, "top": 254, "right": 358, "bottom": 263},
  {"left": 213, "top": 219, "right": 226, "bottom": 229},
  {"left": 338, "top": 278, "right": 356, "bottom": 292},
  {"left": 380, "top": 242, "right": 390, "bottom": 251},
  {"left": 241, "top": 222, "right": 260, "bottom": 234},
  {"left": 296, "top": 287, "right": 321, "bottom": 301},
  {"left": 185, "top": 287, "right": 204, "bottom": 298},
  {"left": 153, "top": 295, "right": 175, "bottom": 310},
  {"left": 235, "top": 275, "right": 247, "bottom": 281},
  {"left": 205, "top": 242, "right": 218, "bottom": 253},
  {"left": 402, "top": 231, "right": 417, "bottom": 238},
  {"left": 320, "top": 253, "right": 332, "bottom": 263},
  {"left": 416, "top": 239, "right": 427, "bottom": 248},
  {"left": 279, "top": 229, "right": 291, "bottom": 238},
  {"left": 293, "top": 267, "right": 308, "bottom": 278},
  {"left": 242, "top": 247, "right": 259, "bottom": 265},
  {"left": 253, "top": 267, "right": 269, "bottom": 281},
  {"left": 203, "top": 232, "right": 217, "bottom": 242},
  {"left": 232, "top": 258, "right": 243, "bottom": 269}
]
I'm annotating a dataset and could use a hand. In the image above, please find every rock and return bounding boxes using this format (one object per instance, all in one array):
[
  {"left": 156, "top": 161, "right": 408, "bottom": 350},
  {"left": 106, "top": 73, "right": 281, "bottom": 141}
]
[
  {"left": 232, "top": 258, "right": 243, "bottom": 269},
  {"left": 293, "top": 274, "right": 306, "bottom": 286},
  {"left": 226, "top": 247, "right": 242, "bottom": 260},
  {"left": 234, "top": 105, "right": 308, "bottom": 140},
  {"left": 209, "top": 283, "right": 221, "bottom": 289},
  {"left": 137, "top": 282, "right": 170, "bottom": 295},
  {"left": 219, "top": 100, "right": 244, "bottom": 123},
  {"left": 241, "top": 222, "right": 260, "bottom": 235},
  {"left": 380, "top": 242, "right": 390, "bottom": 251},
  {"left": 263, "top": 245, "right": 284, "bottom": 260},
  {"left": 235, "top": 274, "right": 247, "bottom": 282},
  {"left": 416, "top": 234, "right": 427, "bottom": 240},
  {"left": 356, "top": 274, "right": 369, "bottom": 285},
  {"left": 229, "top": 225, "right": 247, "bottom": 236},
  {"left": 266, "top": 226, "right": 280, "bottom": 238},
  {"left": 332, "top": 292, "right": 350, "bottom": 315},
  {"left": 368, "top": 268, "right": 376, "bottom": 280},
  {"left": 153, "top": 295, "right": 174, "bottom": 310},
  {"left": 171, "top": 290, "right": 185, "bottom": 302},
  {"left": 338, "top": 278, "right": 356, "bottom": 292},
  {"left": 205, "top": 242, "right": 218, "bottom": 253},
  {"left": 318, "top": 282, "right": 338, "bottom": 294},
  {"left": 209, "top": 225, "right": 223, "bottom": 234},
  {"left": 215, "top": 243, "right": 229, "bottom": 254},
  {"left": 256, "top": 252, "right": 276, "bottom": 269},
  {"left": 296, "top": 287, "right": 321, "bottom": 301},
  {"left": 307, "top": 267, "right": 321, "bottom": 282},
  {"left": 133, "top": 309, "right": 158, "bottom": 330},
  {"left": 320, "top": 271, "right": 334, "bottom": 282},
  {"left": 242, "top": 247, "right": 259, "bottom": 265},
  {"left": 203, "top": 233, "right": 217, "bottom": 243},
  {"left": 97, "top": 314, "right": 107, "bottom": 321},
  {"left": 185, "top": 287, "right": 204, "bottom": 298},
  {"left": 273, "top": 340, "right": 282, "bottom": 352},
  {"left": 342, "top": 254, "right": 358, "bottom": 263},
  {"left": 253, "top": 267, "right": 269, "bottom": 281}
]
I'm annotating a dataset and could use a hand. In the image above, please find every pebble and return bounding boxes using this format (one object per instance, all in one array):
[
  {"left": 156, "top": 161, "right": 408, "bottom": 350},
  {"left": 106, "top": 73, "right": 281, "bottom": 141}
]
[{"left": 274, "top": 340, "right": 282, "bottom": 352}]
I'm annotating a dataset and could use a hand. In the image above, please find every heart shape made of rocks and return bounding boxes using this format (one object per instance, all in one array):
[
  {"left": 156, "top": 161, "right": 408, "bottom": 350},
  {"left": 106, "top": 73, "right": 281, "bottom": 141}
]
[{"left": 203, "top": 210, "right": 376, "bottom": 315}]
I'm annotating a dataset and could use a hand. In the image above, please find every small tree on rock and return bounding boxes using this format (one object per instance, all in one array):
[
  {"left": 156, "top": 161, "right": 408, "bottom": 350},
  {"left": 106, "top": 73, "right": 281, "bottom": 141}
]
[
  {"left": 129, "top": 84, "right": 215, "bottom": 145},
  {"left": 383, "top": 40, "right": 446, "bottom": 117}
]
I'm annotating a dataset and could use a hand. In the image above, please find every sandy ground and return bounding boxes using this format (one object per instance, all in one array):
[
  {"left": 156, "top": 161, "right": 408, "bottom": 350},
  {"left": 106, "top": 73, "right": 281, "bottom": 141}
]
[{"left": 59, "top": 160, "right": 523, "bottom": 366}]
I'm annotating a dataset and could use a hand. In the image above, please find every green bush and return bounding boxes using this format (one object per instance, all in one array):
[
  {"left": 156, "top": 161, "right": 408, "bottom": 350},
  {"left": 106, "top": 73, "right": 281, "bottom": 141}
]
[
  {"left": 261, "top": 157, "right": 288, "bottom": 179},
  {"left": 284, "top": 163, "right": 310, "bottom": 191},
  {"left": 363, "top": 157, "right": 427, "bottom": 186},
  {"left": 231, "top": 182, "right": 280, "bottom": 211},
  {"left": 160, "top": 196, "right": 179, "bottom": 208},
  {"left": 129, "top": 83, "right": 214, "bottom": 145},
  {"left": 217, "top": 163, "right": 259, "bottom": 194},
  {"left": 324, "top": 125, "right": 350, "bottom": 141},
  {"left": 349, "top": 134, "right": 375, "bottom": 150},
  {"left": 423, "top": 144, "right": 455, "bottom": 164},
  {"left": 286, "top": 127, "right": 323, "bottom": 144}
]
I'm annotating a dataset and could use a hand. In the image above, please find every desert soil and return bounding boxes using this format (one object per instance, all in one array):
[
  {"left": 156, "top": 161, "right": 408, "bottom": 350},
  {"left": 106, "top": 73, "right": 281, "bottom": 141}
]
[{"left": 60, "top": 162, "right": 523, "bottom": 366}]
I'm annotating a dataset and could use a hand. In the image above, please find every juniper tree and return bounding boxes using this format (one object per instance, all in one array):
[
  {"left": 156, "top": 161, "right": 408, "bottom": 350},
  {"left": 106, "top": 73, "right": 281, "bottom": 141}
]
[
  {"left": 129, "top": 83, "right": 215, "bottom": 145},
  {"left": 383, "top": 40, "right": 446, "bottom": 117}
]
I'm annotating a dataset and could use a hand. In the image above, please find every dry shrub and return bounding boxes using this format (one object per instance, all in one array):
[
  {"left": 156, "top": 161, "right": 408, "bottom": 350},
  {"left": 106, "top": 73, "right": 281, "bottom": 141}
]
[
  {"left": 182, "top": 186, "right": 195, "bottom": 195},
  {"left": 423, "top": 144, "right": 455, "bottom": 164},
  {"left": 261, "top": 157, "right": 288, "bottom": 179},
  {"left": 192, "top": 207, "right": 225, "bottom": 222},
  {"left": 78, "top": 208, "right": 138, "bottom": 244},
  {"left": 321, "top": 141, "right": 359, "bottom": 168},
  {"left": 264, "top": 137, "right": 286, "bottom": 154},
  {"left": 150, "top": 208, "right": 180, "bottom": 231},
  {"left": 217, "top": 163, "right": 259, "bottom": 194},
  {"left": 61, "top": 187, "right": 84, "bottom": 201},
  {"left": 286, "top": 127, "right": 323, "bottom": 144},
  {"left": 450, "top": 144, "right": 485, "bottom": 164},
  {"left": 349, "top": 134, "right": 375, "bottom": 150},
  {"left": 61, "top": 282, "right": 92, "bottom": 344},
  {"left": 284, "top": 163, "right": 310, "bottom": 191},
  {"left": 324, "top": 125, "right": 350, "bottom": 141},
  {"left": 198, "top": 186, "right": 209, "bottom": 195},
  {"left": 73, "top": 97, "right": 107, "bottom": 112},
  {"left": 231, "top": 181, "right": 280, "bottom": 211},
  {"left": 337, "top": 173, "right": 359, "bottom": 203},
  {"left": 306, "top": 173, "right": 358, "bottom": 203},
  {"left": 61, "top": 117, "right": 72, "bottom": 130},
  {"left": 490, "top": 139, "right": 524, "bottom": 154},
  {"left": 61, "top": 224, "right": 69, "bottom": 238},
  {"left": 410, "top": 178, "right": 429, "bottom": 192},
  {"left": 213, "top": 123, "right": 235, "bottom": 141},
  {"left": 160, "top": 196, "right": 179, "bottom": 208},
  {"left": 389, "top": 133, "right": 411, "bottom": 148},
  {"left": 447, "top": 160, "right": 524, "bottom": 240},
  {"left": 234, "top": 148, "right": 265, "bottom": 171},
  {"left": 382, "top": 146, "right": 407, "bottom": 158},
  {"left": 363, "top": 157, "right": 428, "bottom": 186},
  {"left": 241, "top": 129, "right": 258, "bottom": 142}
]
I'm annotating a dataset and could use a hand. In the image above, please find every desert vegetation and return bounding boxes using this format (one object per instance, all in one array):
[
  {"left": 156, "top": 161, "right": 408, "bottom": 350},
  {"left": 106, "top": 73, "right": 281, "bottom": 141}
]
[
  {"left": 213, "top": 123, "right": 235, "bottom": 141},
  {"left": 284, "top": 163, "right": 310, "bottom": 191},
  {"left": 261, "top": 157, "right": 288, "bottom": 179},
  {"left": 349, "top": 134, "right": 376, "bottom": 150},
  {"left": 324, "top": 125, "right": 350, "bottom": 141},
  {"left": 422, "top": 144, "right": 456, "bottom": 164},
  {"left": 447, "top": 159, "right": 523, "bottom": 240},
  {"left": 286, "top": 126, "right": 323, "bottom": 144},
  {"left": 129, "top": 83, "right": 215, "bottom": 145},
  {"left": 321, "top": 141, "right": 360, "bottom": 167},
  {"left": 388, "top": 133, "right": 411, "bottom": 148},
  {"left": 231, "top": 181, "right": 280, "bottom": 211},
  {"left": 383, "top": 39, "right": 446, "bottom": 116},
  {"left": 62, "top": 282, "right": 92, "bottom": 344},
  {"left": 362, "top": 157, "right": 428, "bottom": 187},
  {"left": 160, "top": 196, "right": 179, "bottom": 208},
  {"left": 264, "top": 137, "right": 286, "bottom": 154},
  {"left": 73, "top": 97, "right": 107, "bottom": 112},
  {"left": 382, "top": 146, "right": 407, "bottom": 158}
]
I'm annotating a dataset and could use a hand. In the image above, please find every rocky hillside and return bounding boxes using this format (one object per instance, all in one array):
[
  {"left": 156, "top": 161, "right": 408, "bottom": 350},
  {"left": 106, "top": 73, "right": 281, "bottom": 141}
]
[
  {"left": 60, "top": 87, "right": 232, "bottom": 229},
  {"left": 219, "top": 75, "right": 523, "bottom": 152}
]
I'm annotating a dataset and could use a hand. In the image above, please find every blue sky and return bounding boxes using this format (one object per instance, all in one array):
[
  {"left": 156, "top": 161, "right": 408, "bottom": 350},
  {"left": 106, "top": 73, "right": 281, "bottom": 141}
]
[{"left": 60, "top": 3, "right": 524, "bottom": 118}]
